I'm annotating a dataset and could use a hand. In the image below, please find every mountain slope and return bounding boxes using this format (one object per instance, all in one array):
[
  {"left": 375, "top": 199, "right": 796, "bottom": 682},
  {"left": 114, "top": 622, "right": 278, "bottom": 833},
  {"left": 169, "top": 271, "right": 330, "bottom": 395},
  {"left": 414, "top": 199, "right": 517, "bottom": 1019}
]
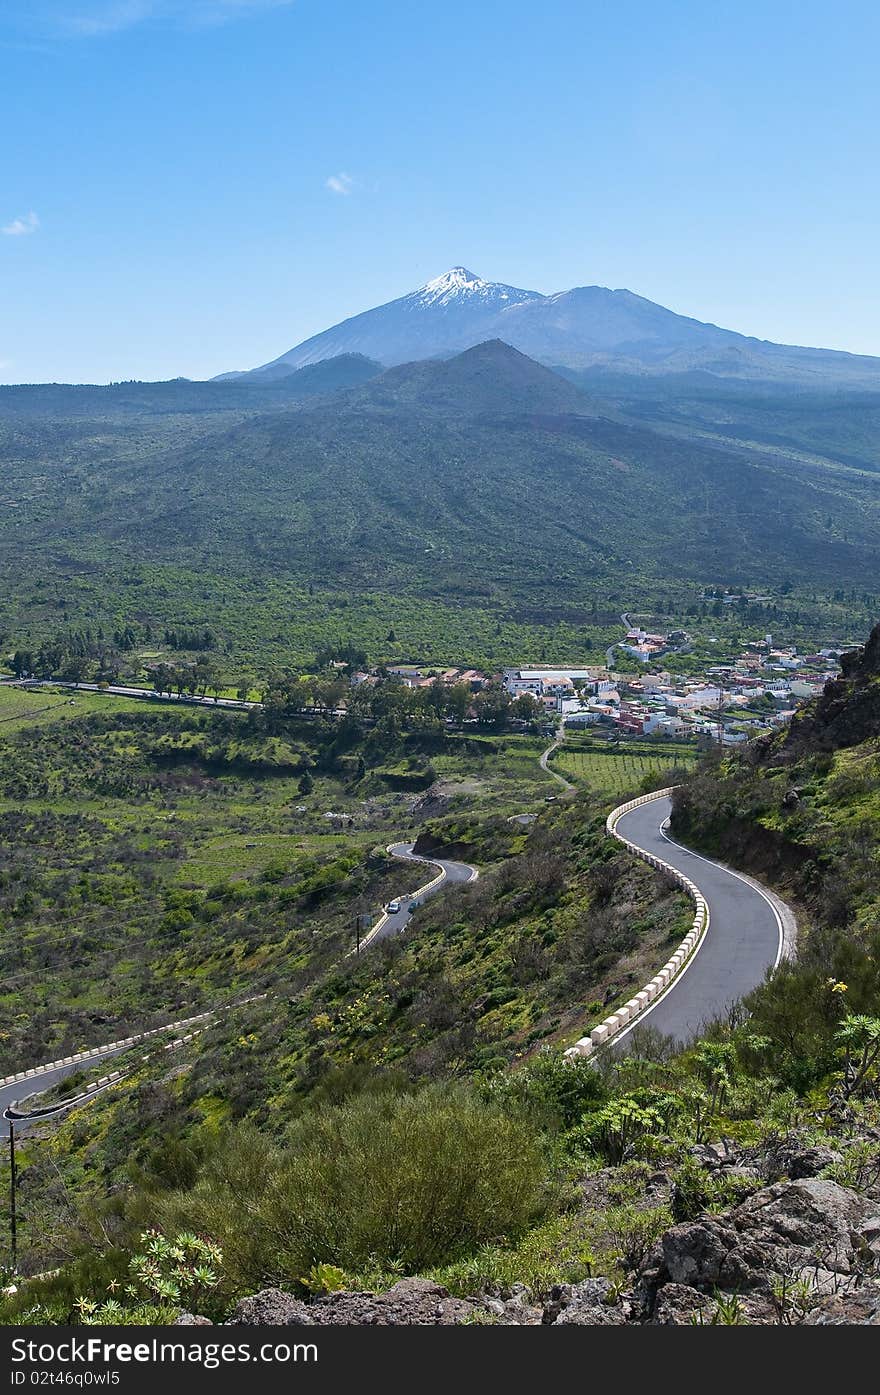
[
  {"left": 347, "top": 339, "right": 594, "bottom": 415},
  {"left": 0, "top": 353, "right": 382, "bottom": 418},
  {"left": 55, "top": 343, "right": 880, "bottom": 597},
  {"left": 224, "top": 268, "right": 543, "bottom": 379},
  {"left": 498, "top": 287, "right": 880, "bottom": 384},
  {"left": 2, "top": 341, "right": 879, "bottom": 672},
  {"left": 223, "top": 267, "right": 880, "bottom": 388},
  {"left": 671, "top": 618, "right": 880, "bottom": 1090}
]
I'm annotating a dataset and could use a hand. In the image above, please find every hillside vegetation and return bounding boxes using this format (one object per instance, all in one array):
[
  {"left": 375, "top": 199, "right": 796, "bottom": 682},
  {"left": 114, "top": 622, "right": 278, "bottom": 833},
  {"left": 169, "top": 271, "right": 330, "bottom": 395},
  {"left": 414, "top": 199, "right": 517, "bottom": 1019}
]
[
  {"left": 5, "top": 623, "right": 880, "bottom": 1325},
  {"left": 0, "top": 689, "right": 509, "bottom": 1069},
  {"left": 671, "top": 620, "right": 880, "bottom": 1091},
  {"left": 1, "top": 343, "right": 878, "bottom": 675}
]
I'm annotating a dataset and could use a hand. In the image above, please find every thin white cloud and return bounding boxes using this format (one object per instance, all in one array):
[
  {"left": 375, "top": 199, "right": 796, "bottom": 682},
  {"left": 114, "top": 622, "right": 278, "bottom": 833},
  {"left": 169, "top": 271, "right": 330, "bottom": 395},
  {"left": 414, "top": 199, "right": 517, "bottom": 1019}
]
[
  {"left": 195, "top": 0, "right": 295, "bottom": 15},
  {"left": 2, "top": 211, "right": 39, "bottom": 237},
  {"left": 326, "top": 172, "right": 356, "bottom": 196},
  {"left": 65, "top": 2, "right": 155, "bottom": 36},
  {"left": 7, "top": 1, "right": 295, "bottom": 39}
]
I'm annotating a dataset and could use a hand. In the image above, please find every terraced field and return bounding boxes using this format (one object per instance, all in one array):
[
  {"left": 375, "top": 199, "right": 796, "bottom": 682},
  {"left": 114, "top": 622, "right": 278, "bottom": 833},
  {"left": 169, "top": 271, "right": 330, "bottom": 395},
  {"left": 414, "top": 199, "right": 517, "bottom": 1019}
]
[{"left": 551, "top": 737, "right": 699, "bottom": 798}]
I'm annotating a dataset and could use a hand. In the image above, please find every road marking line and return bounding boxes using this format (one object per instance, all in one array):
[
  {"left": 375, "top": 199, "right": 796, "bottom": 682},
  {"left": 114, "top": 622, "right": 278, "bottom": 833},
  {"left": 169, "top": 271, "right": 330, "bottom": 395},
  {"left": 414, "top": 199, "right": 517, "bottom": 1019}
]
[
  {"left": 656, "top": 820, "right": 785, "bottom": 971},
  {"left": 610, "top": 802, "right": 785, "bottom": 1047}
]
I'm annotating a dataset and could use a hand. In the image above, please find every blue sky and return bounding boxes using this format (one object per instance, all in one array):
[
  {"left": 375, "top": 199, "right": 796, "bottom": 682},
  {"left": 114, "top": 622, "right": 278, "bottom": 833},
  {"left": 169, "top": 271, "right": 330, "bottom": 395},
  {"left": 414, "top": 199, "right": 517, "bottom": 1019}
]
[{"left": 2, "top": 0, "right": 879, "bottom": 382}]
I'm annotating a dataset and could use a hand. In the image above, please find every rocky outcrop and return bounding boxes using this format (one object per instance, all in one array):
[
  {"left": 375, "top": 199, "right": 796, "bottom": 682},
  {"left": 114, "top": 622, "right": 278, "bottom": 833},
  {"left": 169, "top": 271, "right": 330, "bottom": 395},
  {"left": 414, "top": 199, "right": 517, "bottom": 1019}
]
[
  {"left": 805, "top": 1288, "right": 880, "bottom": 1325},
  {"left": 759, "top": 1138, "right": 842, "bottom": 1182},
  {"left": 222, "top": 1132, "right": 880, "bottom": 1326},
  {"left": 619, "top": 1168, "right": 880, "bottom": 1325},
  {"left": 542, "top": 1278, "right": 629, "bottom": 1325},
  {"left": 778, "top": 620, "right": 880, "bottom": 756},
  {"left": 642, "top": 1178, "right": 869, "bottom": 1297},
  {"left": 230, "top": 1278, "right": 483, "bottom": 1326}
]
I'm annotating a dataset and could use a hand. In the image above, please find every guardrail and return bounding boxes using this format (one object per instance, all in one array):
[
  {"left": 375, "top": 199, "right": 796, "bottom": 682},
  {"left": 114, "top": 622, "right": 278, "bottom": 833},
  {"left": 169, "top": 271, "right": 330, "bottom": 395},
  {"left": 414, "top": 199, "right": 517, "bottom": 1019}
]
[
  {"left": 0, "top": 1010, "right": 216, "bottom": 1091},
  {"left": 565, "top": 786, "right": 709, "bottom": 1059},
  {"left": 3, "top": 842, "right": 477, "bottom": 1115},
  {"left": 5, "top": 1030, "right": 204, "bottom": 1121}
]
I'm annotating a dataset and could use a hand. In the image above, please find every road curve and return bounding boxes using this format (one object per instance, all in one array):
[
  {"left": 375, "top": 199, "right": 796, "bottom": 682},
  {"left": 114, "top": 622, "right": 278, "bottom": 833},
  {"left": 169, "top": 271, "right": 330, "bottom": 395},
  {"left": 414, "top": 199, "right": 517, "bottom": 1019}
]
[
  {"left": 0, "top": 1046, "right": 126, "bottom": 1122},
  {"left": 365, "top": 844, "right": 478, "bottom": 948},
  {"left": 613, "top": 795, "right": 784, "bottom": 1046},
  {"left": 4, "top": 845, "right": 477, "bottom": 1121}
]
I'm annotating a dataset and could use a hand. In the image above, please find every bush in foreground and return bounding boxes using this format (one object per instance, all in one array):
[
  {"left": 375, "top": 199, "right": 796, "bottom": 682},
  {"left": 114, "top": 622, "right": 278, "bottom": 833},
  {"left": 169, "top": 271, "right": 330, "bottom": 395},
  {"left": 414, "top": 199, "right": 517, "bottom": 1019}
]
[{"left": 152, "top": 1083, "right": 551, "bottom": 1300}]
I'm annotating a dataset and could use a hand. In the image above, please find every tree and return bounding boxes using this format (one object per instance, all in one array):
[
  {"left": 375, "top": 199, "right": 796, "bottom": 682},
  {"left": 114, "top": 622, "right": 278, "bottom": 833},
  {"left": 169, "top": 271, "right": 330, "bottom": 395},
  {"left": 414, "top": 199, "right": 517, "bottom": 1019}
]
[
  {"left": 426, "top": 677, "right": 447, "bottom": 716},
  {"left": 11, "top": 650, "right": 34, "bottom": 678},
  {"left": 60, "top": 655, "right": 90, "bottom": 685},
  {"left": 474, "top": 683, "right": 512, "bottom": 729},
  {"left": 511, "top": 693, "right": 541, "bottom": 722},
  {"left": 691, "top": 1040, "right": 737, "bottom": 1115},
  {"left": 446, "top": 681, "right": 471, "bottom": 723},
  {"left": 298, "top": 770, "right": 314, "bottom": 796},
  {"left": 153, "top": 663, "right": 175, "bottom": 697},
  {"left": 578, "top": 1094, "right": 671, "bottom": 1165},
  {"left": 835, "top": 1015, "right": 880, "bottom": 1098},
  {"left": 194, "top": 655, "right": 215, "bottom": 697}
]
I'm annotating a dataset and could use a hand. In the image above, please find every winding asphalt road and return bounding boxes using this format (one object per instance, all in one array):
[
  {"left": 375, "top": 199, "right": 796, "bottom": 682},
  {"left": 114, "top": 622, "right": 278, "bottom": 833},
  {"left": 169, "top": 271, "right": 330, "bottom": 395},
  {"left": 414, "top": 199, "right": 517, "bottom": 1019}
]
[
  {"left": 4, "top": 780, "right": 786, "bottom": 1120},
  {"left": 365, "top": 844, "right": 477, "bottom": 948},
  {"left": 612, "top": 795, "right": 785, "bottom": 1046},
  {"left": 3, "top": 845, "right": 477, "bottom": 1123}
]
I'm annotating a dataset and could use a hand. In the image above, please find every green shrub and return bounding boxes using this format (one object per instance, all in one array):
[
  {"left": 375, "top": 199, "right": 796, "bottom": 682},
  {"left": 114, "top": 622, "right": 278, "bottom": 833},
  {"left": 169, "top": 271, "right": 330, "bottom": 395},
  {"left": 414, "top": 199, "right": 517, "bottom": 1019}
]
[
  {"left": 487, "top": 1049, "right": 607, "bottom": 1130},
  {"left": 671, "top": 1155, "right": 717, "bottom": 1221},
  {"left": 604, "top": 1203, "right": 672, "bottom": 1272},
  {"left": 569, "top": 1093, "right": 675, "bottom": 1165},
  {"left": 154, "top": 1084, "right": 551, "bottom": 1298},
  {"left": 433, "top": 1211, "right": 600, "bottom": 1299}
]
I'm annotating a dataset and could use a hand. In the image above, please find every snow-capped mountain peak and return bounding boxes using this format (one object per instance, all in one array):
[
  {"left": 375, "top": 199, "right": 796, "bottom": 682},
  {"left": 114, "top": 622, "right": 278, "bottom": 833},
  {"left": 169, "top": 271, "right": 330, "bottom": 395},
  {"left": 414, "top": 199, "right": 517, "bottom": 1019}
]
[
  {"left": 415, "top": 267, "right": 541, "bottom": 308},
  {"left": 219, "top": 263, "right": 880, "bottom": 386},
  {"left": 418, "top": 267, "right": 488, "bottom": 301}
]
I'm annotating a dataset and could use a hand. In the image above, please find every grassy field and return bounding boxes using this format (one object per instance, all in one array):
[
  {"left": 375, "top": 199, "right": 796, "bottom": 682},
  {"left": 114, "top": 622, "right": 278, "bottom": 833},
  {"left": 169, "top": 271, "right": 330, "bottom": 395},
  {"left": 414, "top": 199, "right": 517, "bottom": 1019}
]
[
  {"left": 0, "top": 684, "right": 86, "bottom": 730},
  {"left": 0, "top": 683, "right": 160, "bottom": 731},
  {"left": 551, "top": 736, "right": 699, "bottom": 798},
  {"left": 430, "top": 733, "right": 557, "bottom": 811},
  {"left": 0, "top": 682, "right": 572, "bottom": 1069}
]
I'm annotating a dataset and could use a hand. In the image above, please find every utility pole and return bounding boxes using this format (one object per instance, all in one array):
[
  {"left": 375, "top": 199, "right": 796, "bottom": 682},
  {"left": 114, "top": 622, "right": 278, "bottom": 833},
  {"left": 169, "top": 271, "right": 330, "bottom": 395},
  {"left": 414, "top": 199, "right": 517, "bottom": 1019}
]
[
  {"left": 354, "top": 910, "right": 371, "bottom": 955},
  {"left": 9, "top": 1122, "right": 17, "bottom": 1272}
]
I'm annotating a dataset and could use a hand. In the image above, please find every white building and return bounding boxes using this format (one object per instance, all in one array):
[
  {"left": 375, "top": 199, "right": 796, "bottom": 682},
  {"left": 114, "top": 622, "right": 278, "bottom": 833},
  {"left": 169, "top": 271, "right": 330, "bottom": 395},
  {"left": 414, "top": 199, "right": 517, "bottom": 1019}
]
[
  {"left": 643, "top": 713, "right": 688, "bottom": 736},
  {"left": 790, "top": 679, "right": 825, "bottom": 699},
  {"left": 640, "top": 672, "right": 673, "bottom": 693},
  {"left": 667, "top": 685, "right": 723, "bottom": 712},
  {"left": 563, "top": 708, "right": 614, "bottom": 727},
  {"left": 502, "top": 666, "right": 607, "bottom": 697}
]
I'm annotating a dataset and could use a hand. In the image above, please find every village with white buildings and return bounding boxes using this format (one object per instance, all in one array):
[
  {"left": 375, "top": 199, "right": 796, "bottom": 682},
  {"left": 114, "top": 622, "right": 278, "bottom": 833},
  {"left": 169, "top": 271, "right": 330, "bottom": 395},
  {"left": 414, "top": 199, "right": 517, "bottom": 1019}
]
[
  {"left": 501, "top": 625, "right": 843, "bottom": 744},
  {"left": 364, "top": 620, "right": 844, "bottom": 747}
]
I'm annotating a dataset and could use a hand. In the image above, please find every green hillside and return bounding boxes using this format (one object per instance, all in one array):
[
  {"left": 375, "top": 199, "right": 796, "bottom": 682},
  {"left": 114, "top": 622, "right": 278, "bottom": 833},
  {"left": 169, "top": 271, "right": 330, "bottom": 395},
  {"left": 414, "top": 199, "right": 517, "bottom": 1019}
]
[
  {"left": 1, "top": 343, "right": 878, "bottom": 675},
  {"left": 5, "top": 623, "right": 880, "bottom": 1325}
]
